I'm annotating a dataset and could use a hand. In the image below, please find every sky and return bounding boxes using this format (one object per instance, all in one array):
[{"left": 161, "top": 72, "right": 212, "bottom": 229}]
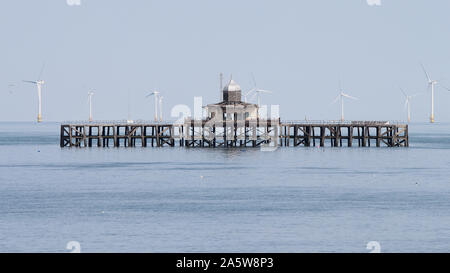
[{"left": 1, "top": 0, "right": 450, "bottom": 122}]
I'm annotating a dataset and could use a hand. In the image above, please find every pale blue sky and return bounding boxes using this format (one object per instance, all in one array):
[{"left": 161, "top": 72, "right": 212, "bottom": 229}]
[{"left": 1, "top": 0, "right": 450, "bottom": 122}]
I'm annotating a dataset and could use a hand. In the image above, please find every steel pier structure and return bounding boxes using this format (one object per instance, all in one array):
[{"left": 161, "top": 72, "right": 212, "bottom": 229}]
[{"left": 60, "top": 120, "right": 409, "bottom": 148}]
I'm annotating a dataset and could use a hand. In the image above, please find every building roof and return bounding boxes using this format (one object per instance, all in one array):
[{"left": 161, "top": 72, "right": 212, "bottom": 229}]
[
  {"left": 205, "top": 101, "right": 257, "bottom": 107},
  {"left": 223, "top": 79, "right": 241, "bottom": 92}
]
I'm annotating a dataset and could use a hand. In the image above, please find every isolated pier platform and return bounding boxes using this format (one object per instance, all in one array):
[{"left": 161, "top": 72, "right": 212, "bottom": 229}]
[{"left": 60, "top": 120, "right": 408, "bottom": 148}]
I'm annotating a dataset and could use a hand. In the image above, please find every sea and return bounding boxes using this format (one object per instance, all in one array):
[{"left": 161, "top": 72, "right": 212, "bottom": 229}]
[{"left": 0, "top": 122, "right": 449, "bottom": 253}]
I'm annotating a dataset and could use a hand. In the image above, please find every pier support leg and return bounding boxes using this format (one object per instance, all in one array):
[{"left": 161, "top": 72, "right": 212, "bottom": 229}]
[
  {"left": 348, "top": 126, "right": 353, "bottom": 147},
  {"left": 376, "top": 126, "right": 381, "bottom": 147},
  {"left": 320, "top": 127, "right": 325, "bottom": 147}
]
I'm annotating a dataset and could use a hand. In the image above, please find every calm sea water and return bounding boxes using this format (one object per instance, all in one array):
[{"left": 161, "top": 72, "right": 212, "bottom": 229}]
[{"left": 0, "top": 122, "right": 449, "bottom": 253}]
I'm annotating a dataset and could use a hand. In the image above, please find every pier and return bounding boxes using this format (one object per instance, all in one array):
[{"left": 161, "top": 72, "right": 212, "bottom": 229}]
[
  {"left": 60, "top": 120, "right": 408, "bottom": 148},
  {"left": 60, "top": 79, "right": 409, "bottom": 149}
]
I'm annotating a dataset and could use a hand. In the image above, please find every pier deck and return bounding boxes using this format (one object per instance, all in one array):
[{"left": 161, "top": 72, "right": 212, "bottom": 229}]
[{"left": 60, "top": 120, "right": 408, "bottom": 148}]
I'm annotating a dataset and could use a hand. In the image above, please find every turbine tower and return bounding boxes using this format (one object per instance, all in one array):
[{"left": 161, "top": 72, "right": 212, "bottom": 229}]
[
  {"left": 421, "top": 64, "right": 448, "bottom": 123},
  {"left": 146, "top": 91, "right": 160, "bottom": 122},
  {"left": 23, "top": 80, "right": 45, "bottom": 123},
  {"left": 333, "top": 83, "right": 358, "bottom": 122},
  {"left": 23, "top": 64, "right": 45, "bottom": 123},
  {"left": 87, "top": 91, "right": 94, "bottom": 122},
  {"left": 159, "top": 96, "right": 163, "bottom": 122},
  {"left": 400, "top": 88, "right": 418, "bottom": 123}
]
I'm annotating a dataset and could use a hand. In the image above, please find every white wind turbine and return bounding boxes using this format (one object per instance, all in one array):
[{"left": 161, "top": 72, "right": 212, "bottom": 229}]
[
  {"left": 146, "top": 90, "right": 161, "bottom": 122},
  {"left": 23, "top": 64, "right": 45, "bottom": 123},
  {"left": 245, "top": 89, "right": 272, "bottom": 106},
  {"left": 332, "top": 83, "right": 358, "bottom": 122},
  {"left": 87, "top": 91, "right": 94, "bottom": 122},
  {"left": 421, "top": 64, "right": 450, "bottom": 123},
  {"left": 400, "top": 88, "right": 419, "bottom": 123},
  {"left": 244, "top": 74, "right": 272, "bottom": 106},
  {"left": 159, "top": 96, "right": 163, "bottom": 122}
]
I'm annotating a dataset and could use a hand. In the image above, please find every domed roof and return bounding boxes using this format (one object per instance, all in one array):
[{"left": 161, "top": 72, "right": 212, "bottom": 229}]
[{"left": 223, "top": 79, "right": 241, "bottom": 92}]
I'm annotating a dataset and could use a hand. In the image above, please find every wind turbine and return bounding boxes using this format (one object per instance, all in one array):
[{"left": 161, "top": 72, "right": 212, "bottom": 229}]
[
  {"left": 244, "top": 74, "right": 272, "bottom": 106},
  {"left": 421, "top": 64, "right": 449, "bottom": 123},
  {"left": 23, "top": 64, "right": 45, "bottom": 122},
  {"left": 146, "top": 90, "right": 160, "bottom": 122},
  {"left": 159, "top": 96, "right": 163, "bottom": 122},
  {"left": 219, "top": 73, "right": 223, "bottom": 101},
  {"left": 87, "top": 91, "right": 94, "bottom": 122},
  {"left": 245, "top": 89, "right": 272, "bottom": 106},
  {"left": 333, "top": 83, "right": 358, "bottom": 122},
  {"left": 400, "top": 88, "right": 419, "bottom": 123}
]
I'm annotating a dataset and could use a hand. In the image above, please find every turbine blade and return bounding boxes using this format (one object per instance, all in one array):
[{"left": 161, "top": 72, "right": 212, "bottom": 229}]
[
  {"left": 341, "top": 93, "right": 358, "bottom": 100},
  {"left": 23, "top": 80, "right": 37, "bottom": 84},
  {"left": 438, "top": 83, "right": 450, "bottom": 91},
  {"left": 251, "top": 73, "right": 257, "bottom": 88},
  {"left": 245, "top": 88, "right": 256, "bottom": 97},
  {"left": 37, "top": 62, "right": 46, "bottom": 80},
  {"left": 420, "top": 63, "right": 432, "bottom": 82},
  {"left": 331, "top": 95, "right": 340, "bottom": 105},
  {"left": 399, "top": 87, "right": 407, "bottom": 97},
  {"left": 249, "top": 92, "right": 258, "bottom": 102}
]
